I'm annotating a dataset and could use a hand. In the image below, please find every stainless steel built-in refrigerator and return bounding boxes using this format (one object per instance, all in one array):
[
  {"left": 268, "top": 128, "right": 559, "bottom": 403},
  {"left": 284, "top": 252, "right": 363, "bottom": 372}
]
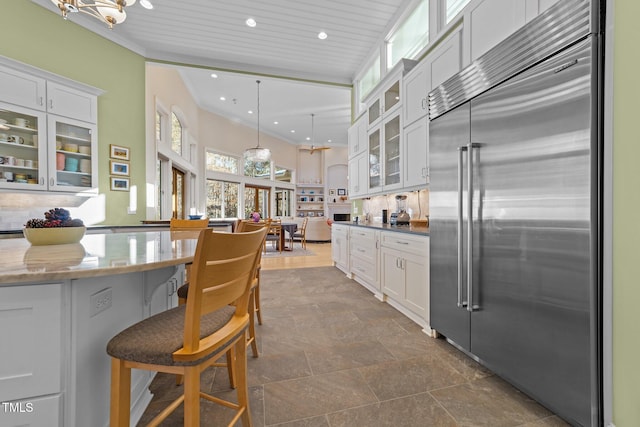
[{"left": 428, "top": 1, "right": 602, "bottom": 425}]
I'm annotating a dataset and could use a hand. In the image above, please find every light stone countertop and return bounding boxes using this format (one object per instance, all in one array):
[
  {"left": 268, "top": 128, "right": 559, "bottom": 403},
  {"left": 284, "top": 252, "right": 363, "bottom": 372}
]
[{"left": 0, "top": 230, "right": 200, "bottom": 284}]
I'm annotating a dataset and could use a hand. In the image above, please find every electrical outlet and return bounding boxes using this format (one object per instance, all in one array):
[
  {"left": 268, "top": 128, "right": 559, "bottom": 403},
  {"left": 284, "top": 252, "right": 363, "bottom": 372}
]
[{"left": 90, "top": 288, "right": 112, "bottom": 317}]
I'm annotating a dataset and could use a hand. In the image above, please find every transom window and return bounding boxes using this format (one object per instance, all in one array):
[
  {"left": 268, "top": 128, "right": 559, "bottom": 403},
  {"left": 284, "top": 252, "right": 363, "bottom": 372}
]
[
  {"left": 244, "top": 159, "right": 271, "bottom": 179},
  {"left": 387, "top": 0, "right": 429, "bottom": 68},
  {"left": 206, "top": 151, "right": 239, "bottom": 174},
  {"left": 359, "top": 55, "right": 381, "bottom": 101},
  {"left": 446, "top": 0, "right": 471, "bottom": 23}
]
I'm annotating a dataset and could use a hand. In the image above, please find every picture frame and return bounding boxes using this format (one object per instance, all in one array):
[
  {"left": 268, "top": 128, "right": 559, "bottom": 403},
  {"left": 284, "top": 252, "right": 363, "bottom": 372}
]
[
  {"left": 337, "top": 188, "right": 346, "bottom": 196},
  {"left": 110, "top": 144, "right": 130, "bottom": 160},
  {"left": 329, "top": 189, "right": 336, "bottom": 196},
  {"left": 110, "top": 176, "right": 129, "bottom": 191},
  {"left": 110, "top": 160, "right": 130, "bottom": 176}
]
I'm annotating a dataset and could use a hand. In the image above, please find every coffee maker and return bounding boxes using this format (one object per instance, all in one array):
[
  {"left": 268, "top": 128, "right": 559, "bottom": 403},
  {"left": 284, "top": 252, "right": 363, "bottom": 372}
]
[{"left": 389, "top": 195, "right": 411, "bottom": 225}]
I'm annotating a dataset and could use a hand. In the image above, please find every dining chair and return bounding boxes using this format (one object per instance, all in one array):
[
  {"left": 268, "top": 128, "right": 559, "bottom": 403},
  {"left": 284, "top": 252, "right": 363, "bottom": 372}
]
[
  {"left": 291, "top": 217, "right": 309, "bottom": 249},
  {"left": 170, "top": 218, "right": 210, "bottom": 306},
  {"left": 107, "top": 228, "right": 266, "bottom": 427},
  {"left": 265, "top": 218, "right": 282, "bottom": 252}
]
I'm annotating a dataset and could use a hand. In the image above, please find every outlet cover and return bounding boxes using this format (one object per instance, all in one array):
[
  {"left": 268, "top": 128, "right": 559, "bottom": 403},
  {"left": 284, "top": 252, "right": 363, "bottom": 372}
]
[{"left": 90, "top": 288, "right": 112, "bottom": 317}]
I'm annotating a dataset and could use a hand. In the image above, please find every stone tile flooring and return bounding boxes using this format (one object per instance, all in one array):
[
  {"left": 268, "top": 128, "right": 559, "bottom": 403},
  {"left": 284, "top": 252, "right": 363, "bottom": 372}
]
[{"left": 138, "top": 266, "right": 569, "bottom": 426}]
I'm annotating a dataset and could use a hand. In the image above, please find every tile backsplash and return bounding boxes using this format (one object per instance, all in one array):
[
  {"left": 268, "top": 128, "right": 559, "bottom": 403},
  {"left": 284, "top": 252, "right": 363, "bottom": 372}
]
[{"left": 356, "top": 189, "right": 429, "bottom": 223}]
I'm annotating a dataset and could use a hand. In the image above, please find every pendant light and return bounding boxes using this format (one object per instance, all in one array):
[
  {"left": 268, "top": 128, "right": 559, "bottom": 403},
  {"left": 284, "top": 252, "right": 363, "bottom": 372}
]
[{"left": 244, "top": 80, "right": 271, "bottom": 163}]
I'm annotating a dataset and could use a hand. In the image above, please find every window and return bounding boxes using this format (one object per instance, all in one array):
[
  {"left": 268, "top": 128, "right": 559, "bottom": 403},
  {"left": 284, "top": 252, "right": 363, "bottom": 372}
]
[
  {"left": 206, "top": 179, "right": 239, "bottom": 218},
  {"left": 387, "top": 0, "right": 429, "bottom": 68},
  {"left": 358, "top": 55, "right": 381, "bottom": 101},
  {"left": 244, "top": 159, "right": 271, "bottom": 179},
  {"left": 155, "top": 110, "right": 163, "bottom": 142},
  {"left": 171, "top": 112, "right": 183, "bottom": 156},
  {"left": 244, "top": 185, "right": 270, "bottom": 219},
  {"left": 446, "top": 0, "right": 470, "bottom": 23},
  {"left": 172, "top": 167, "right": 185, "bottom": 219},
  {"left": 275, "top": 166, "right": 293, "bottom": 182},
  {"left": 206, "top": 151, "right": 239, "bottom": 174},
  {"left": 275, "top": 188, "right": 292, "bottom": 216},
  {"left": 155, "top": 158, "right": 162, "bottom": 220}
]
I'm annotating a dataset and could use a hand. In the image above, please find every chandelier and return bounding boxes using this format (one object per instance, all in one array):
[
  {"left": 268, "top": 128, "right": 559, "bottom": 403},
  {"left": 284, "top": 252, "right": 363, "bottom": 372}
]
[
  {"left": 49, "top": 0, "right": 144, "bottom": 29},
  {"left": 244, "top": 80, "right": 272, "bottom": 163}
]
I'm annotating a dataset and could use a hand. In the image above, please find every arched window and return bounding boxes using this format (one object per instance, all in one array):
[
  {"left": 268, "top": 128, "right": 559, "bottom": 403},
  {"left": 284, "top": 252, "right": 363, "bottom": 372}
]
[{"left": 171, "top": 112, "right": 183, "bottom": 156}]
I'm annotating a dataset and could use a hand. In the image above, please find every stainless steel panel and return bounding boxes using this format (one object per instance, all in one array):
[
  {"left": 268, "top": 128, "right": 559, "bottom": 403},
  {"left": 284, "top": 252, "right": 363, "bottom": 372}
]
[
  {"left": 429, "top": 0, "right": 592, "bottom": 120},
  {"left": 469, "top": 38, "right": 598, "bottom": 426},
  {"left": 429, "top": 102, "right": 471, "bottom": 349}
]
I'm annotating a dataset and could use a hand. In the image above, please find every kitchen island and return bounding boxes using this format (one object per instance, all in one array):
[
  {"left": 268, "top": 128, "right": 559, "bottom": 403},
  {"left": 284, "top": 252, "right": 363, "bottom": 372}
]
[{"left": 0, "top": 231, "right": 199, "bottom": 427}]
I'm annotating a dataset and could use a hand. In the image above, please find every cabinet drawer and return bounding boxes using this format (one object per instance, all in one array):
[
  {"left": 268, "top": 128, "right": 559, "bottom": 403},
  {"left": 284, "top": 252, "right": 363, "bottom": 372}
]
[
  {"left": 0, "top": 394, "right": 62, "bottom": 427},
  {"left": 350, "top": 256, "right": 377, "bottom": 286},
  {"left": 380, "top": 232, "right": 428, "bottom": 252},
  {"left": 350, "top": 226, "right": 376, "bottom": 242},
  {"left": 350, "top": 240, "right": 376, "bottom": 264}
]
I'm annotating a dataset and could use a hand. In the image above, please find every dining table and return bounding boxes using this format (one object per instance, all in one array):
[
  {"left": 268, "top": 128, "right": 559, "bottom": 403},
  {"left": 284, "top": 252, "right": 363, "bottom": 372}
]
[{"left": 278, "top": 222, "right": 298, "bottom": 251}]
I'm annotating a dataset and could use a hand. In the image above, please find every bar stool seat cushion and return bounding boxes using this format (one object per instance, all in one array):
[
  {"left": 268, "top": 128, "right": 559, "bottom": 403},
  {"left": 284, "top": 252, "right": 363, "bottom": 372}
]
[{"left": 107, "top": 304, "right": 237, "bottom": 367}]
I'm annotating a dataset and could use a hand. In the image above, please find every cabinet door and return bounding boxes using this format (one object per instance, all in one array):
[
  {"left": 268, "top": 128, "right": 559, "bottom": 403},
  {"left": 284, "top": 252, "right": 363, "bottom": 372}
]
[
  {"left": 383, "top": 114, "right": 402, "bottom": 191},
  {"left": 47, "top": 81, "right": 98, "bottom": 123},
  {"left": 0, "top": 103, "right": 48, "bottom": 191},
  {"left": 0, "top": 65, "right": 46, "bottom": 111},
  {"left": 429, "top": 30, "right": 462, "bottom": 90},
  {"left": 368, "top": 127, "right": 382, "bottom": 193},
  {"left": 348, "top": 152, "right": 368, "bottom": 198},
  {"left": 403, "top": 117, "right": 428, "bottom": 189},
  {"left": 0, "top": 394, "right": 62, "bottom": 427},
  {"left": 48, "top": 115, "right": 97, "bottom": 193},
  {"left": 403, "top": 249, "right": 429, "bottom": 319},
  {"left": 348, "top": 115, "right": 368, "bottom": 158},
  {"left": 468, "top": 0, "right": 527, "bottom": 61},
  {"left": 403, "top": 61, "right": 429, "bottom": 127},
  {"left": 367, "top": 98, "right": 381, "bottom": 128},
  {"left": 381, "top": 246, "right": 404, "bottom": 299},
  {"left": 0, "top": 284, "right": 63, "bottom": 402}
]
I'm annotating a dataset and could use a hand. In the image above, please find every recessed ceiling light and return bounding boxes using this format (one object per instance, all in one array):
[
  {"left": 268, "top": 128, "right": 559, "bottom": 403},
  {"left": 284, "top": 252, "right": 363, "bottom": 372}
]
[
  {"left": 246, "top": 18, "right": 257, "bottom": 27},
  {"left": 290, "top": 130, "right": 295, "bottom": 133},
  {"left": 318, "top": 31, "right": 328, "bottom": 40},
  {"left": 140, "top": 0, "right": 154, "bottom": 10},
  {"left": 328, "top": 139, "right": 332, "bottom": 143},
  {"left": 273, "top": 121, "right": 279, "bottom": 125},
  {"left": 248, "top": 110, "right": 253, "bottom": 114},
  {"left": 210, "top": 73, "right": 218, "bottom": 78},
  {"left": 306, "top": 137, "right": 311, "bottom": 141},
  {"left": 220, "top": 96, "right": 226, "bottom": 101}
]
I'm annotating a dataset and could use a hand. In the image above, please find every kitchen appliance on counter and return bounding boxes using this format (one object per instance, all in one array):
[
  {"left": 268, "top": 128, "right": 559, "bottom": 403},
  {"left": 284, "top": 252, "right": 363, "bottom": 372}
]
[
  {"left": 390, "top": 194, "right": 410, "bottom": 225},
  {"left": 428, "top": 1, "right": 602, "bottom": 426}
]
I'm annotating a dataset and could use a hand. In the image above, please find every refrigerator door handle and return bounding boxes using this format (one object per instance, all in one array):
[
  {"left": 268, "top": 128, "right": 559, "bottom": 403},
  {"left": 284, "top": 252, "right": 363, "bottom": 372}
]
[
  {"left": 457, "top": 146, "right": 468, "bottom": 308},
  {"left": 467, "top": 143, "right": 480, "bottom": 312}
]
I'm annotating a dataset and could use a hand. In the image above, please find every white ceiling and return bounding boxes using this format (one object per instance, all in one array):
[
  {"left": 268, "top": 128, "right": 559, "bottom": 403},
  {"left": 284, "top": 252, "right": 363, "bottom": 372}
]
[{"left": 34, "top": 0, "right": 413, "bottom": 147}]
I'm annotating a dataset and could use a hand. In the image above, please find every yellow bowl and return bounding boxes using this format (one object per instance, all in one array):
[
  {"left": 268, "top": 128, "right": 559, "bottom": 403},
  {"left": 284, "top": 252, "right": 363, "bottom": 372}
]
[{"left": 23, "top": 226, "right": 86, "bottom": 246}]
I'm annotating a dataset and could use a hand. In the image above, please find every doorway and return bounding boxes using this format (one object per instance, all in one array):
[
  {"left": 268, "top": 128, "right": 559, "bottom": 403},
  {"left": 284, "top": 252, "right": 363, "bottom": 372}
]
[
  {"left": 245, "top": 185, "right": 270, "bottom": 219},
  {"left": 172, "top": 167, "right": 185, "bottom": 219}
]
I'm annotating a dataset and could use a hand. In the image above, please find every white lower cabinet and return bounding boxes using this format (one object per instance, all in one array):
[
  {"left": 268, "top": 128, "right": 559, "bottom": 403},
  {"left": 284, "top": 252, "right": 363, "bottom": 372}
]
[
  {"left": 349, "top": 227, "right": 381, "bottom": 299},
  {"left": 331, "top": 223, "right": 349, "bottom": 274},
  {"left": 380, "top": 231, "right": 430, "bottom": 330}
]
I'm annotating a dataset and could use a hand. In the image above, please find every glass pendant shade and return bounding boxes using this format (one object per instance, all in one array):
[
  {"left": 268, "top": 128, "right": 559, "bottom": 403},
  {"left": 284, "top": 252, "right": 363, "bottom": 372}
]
[
  {"left": 244, "top": 80, "right": 271, "bottom": 162},
  {"left": 50, "top": 0, "right": 139, "bottom": 27},
  {"left": 97, "top": 5, "right": 127, "bottom": 24}
]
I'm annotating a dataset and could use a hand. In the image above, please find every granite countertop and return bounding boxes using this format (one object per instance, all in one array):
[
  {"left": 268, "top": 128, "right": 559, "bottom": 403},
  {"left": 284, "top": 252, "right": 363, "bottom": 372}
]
[
  {"left": 333, "top": 221, "right": 429, "bottom": 236},
  {"left": 0, "top": 230, "right": 199, "bottom": 284}
]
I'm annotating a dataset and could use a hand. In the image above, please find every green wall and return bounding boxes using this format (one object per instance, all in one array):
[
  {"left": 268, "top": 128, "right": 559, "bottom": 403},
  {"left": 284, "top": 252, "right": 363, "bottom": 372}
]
[
  {"left": 0, "top": 1, "right": 146, "bottom": 225},
  {"left": 1, "top": 0, "right": 638, "bottom": 425},
  {"left": 612, "top": 2, "right": 640, "bottom": 425}
]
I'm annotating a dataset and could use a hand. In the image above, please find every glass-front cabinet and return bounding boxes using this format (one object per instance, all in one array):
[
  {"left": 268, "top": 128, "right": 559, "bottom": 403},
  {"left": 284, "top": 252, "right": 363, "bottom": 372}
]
[
  {"left": 48, "top": 116, "right": 97, "bottom": 192},
  {"left": 368, "top": 127, "right": 381, "bottom": 192},
  {"left": 0, "top": 102, "right": 47, "bottom": 190},
  {"left": 383, "top": 114, "right": 402, "bottom": 190}
]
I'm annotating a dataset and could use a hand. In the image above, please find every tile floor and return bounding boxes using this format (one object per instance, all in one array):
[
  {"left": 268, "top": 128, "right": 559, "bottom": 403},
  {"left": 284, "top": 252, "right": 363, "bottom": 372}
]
[{"left": 138, "top": 266, "right": 569, "bottom": 426}]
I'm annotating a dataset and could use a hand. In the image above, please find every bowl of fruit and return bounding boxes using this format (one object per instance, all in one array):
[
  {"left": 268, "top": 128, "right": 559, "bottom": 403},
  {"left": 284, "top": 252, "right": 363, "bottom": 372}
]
[{"left": 23, "top": 208, "right": 86, "bottom": 246}]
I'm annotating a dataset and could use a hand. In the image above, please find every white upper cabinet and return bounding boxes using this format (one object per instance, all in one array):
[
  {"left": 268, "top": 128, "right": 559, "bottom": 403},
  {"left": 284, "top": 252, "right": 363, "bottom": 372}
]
[
  {"left": 0, "top": 64, "right": 46, "bottom": 111},
  {"left": 403, "top": 30, "right": 461, "bottom": 127},
  {"left": 47, "top": 81, "right": 98, "bottom": 124},
  {"left": 347, "top": 114, "right": 367, "bottom": 159},
  {"left": 403, "top": 117, "right": 429, "bottom": 189},
  {"left": 467, "top": 0, "right": 527, "bottom": 61},
  {"left": 348, "top": 151, "right": 368, "bottom": 198}
]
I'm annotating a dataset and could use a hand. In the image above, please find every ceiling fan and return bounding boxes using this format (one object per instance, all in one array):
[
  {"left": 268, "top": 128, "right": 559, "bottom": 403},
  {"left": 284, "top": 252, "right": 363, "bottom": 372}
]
[{"left": 299, "top": 113, "right": 331, "bottom": 154}]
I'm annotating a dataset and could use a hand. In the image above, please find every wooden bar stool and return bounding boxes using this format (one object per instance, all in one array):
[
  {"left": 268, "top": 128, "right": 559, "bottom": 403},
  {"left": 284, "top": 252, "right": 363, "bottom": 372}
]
[{"left": 107, "top": 228, "right": 267, "bottom": 427}]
